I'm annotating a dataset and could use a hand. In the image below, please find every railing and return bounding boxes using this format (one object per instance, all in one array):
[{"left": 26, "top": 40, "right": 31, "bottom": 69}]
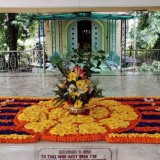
[
  {"left": 123, "top": 49, "right": 160, "bottom": 73},
  {"left": 1, "top": 49, "right": 159, "bottom": 74},
  {"left": 0, "top": 50, "right": 45, "bottom": 73}
]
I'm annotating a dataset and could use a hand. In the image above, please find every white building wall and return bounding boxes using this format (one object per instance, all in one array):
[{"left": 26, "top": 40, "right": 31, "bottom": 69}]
[{"left": 0, "top": 0, "right": 159, "bottom": 8}]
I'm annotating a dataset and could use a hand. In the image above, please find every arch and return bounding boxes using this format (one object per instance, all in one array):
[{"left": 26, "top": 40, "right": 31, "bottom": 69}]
[{"left": 65, "top": 19, "right": 104, "bottom": 52}]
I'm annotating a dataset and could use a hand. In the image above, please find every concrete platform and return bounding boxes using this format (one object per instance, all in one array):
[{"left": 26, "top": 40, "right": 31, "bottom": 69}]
[
  {"left": 0, "top": 72, "right": 160, "bottom": 160},
  {"left": 0, "top": 141, "right": 159, "bottom": 160}
]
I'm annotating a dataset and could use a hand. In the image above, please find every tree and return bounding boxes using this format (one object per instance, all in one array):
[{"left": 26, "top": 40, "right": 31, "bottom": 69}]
[
  {"left": 0, "top": 13, "right": 38, "bottom": 50},
  {"left": 129, "top": 11, "right": 160, "bottom": 49},
  {"left": 7, "top": 13, "right": 18, "bottom": 68},
  {"left": 0, "top": 13, "right": 38, "bottom": 69},
  {"left": 7, "top": 13, "right": 18, "bottom": 50},
  {"left": 0, "top": 14, "right": 8, "bottom": 50},
  {"left": 11, "top": 13, "right": 38, "bottom": 50}
]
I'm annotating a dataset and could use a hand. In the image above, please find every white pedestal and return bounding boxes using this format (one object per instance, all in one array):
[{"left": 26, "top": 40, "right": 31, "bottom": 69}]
[{"left": 0, "top": 141, "right": 160, "bottom": 160}]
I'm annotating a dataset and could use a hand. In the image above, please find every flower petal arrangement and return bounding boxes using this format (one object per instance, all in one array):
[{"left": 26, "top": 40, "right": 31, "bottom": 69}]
[
  {"left": 53, "top": 65, "right": 102, "bottom": 111},
  {"left": 0, "top": 96, "right": 160, "bottom": 143},
  {"left": 15, "top": 97, "right": 141, "bottom": 141}
]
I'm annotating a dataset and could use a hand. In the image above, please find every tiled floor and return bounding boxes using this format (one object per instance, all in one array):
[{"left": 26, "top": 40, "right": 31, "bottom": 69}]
[{"left": 0, "top": 71, "right": 159, "bottom": 97}]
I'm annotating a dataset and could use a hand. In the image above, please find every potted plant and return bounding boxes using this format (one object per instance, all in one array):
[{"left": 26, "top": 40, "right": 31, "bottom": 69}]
[{"left": 50, "top": 53, "right": 103, "bottom": 114}]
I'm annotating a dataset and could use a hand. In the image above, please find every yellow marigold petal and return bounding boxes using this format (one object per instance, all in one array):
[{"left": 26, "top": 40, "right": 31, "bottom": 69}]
[
  {"left": 49, "top": 108, "right": 66, "bottom": 120},
  {"left": 79, "top": 122, "right": 106, "bottom": 134},
  {"left": 25, "top": 120, "right": 57, "bottom": 132},
  {"left": 90, "top": 107, "right": 109, "bottom": 119},
  {"left": 49, "top": 123, "right": 78, "bottom": 136}
]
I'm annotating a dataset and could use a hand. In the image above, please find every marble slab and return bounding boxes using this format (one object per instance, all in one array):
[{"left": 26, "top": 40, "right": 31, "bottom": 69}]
[{"left": 0, "top": 142, "right": 160, "bottom": 160}]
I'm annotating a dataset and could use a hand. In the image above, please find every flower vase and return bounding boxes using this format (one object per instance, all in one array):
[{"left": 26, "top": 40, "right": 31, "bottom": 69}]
[{"left": 69, "top": 105, "right": 86, "bottom": 115}]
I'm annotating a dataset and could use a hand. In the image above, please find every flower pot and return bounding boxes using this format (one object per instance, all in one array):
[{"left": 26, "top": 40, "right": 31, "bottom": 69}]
[{"left": 69, "top": 105, "right": 86, "bottom": 115}]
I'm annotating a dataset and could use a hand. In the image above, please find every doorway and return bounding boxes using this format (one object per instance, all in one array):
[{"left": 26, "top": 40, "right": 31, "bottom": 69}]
[
  {"left": 67, "top": 20, "right": 102, "bottom": 52},
  {"left": 78, "top": 20, "right": 91, "bottom": 51}
]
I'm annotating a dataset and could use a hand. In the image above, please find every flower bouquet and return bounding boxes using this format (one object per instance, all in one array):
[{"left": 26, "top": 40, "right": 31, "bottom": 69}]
[{"left": 53, "top": 65, "right": 102, "bottom": 114}]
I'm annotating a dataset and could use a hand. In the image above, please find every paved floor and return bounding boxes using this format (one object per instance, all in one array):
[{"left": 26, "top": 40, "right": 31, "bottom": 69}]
[{"left": 0, "top": 71, "right": 159, "bottom": 97}]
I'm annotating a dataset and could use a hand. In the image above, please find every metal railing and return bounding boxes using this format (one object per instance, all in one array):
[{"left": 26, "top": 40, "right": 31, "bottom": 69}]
[
  {"left": 1, "top": 49, "right": 159, "bottom": 74},
  {"left": 0, "top": 50, "right": 45, "bottom": 73},
  {"left": 123, "top": 49, "right": 160, "bottom": 73}
]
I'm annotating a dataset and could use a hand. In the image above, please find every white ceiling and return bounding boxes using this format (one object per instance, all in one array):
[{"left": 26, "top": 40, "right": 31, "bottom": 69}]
[{"left": 0, "top": 0, "right": 159, "bottom": 13}]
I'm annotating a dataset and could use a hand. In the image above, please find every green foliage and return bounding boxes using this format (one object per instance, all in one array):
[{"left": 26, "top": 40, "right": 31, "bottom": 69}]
[
  {"left": 50, "top": 45, "right": 106, "bottom": 76},
  {"left": 137, "top": 12, "right": 150, "bottom": 30},
  {"left": 129, "top": 11, "right": 160, "bottom": 49},
  {"left": 151, "top": 61, "right": 160, "bottom": 73},
  {"left": 50, "top": 53, "right": 67, "bottom": 76},
  {"left": 13, "top": 13, "right": 38, "bottom": 41},
  {"left": 0, "top": 13, "right": 38, "bottom": 50},
  {"left": 67, "top": 45, "right": 106, "bottom": 74},
  {"left": 138, "top": 63, "right": 153, "bottom": 72},
  {"left": 138, "top": 61, "right": 160, "bottom": 73},
  {"left": 0, "top": 14, "right": 8, "bottom": 50}
]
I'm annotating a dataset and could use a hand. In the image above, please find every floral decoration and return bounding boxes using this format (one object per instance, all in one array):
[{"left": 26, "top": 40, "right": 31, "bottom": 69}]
[
  {"left": 15, "top": 98, "right": 141, "bottom": 141},
  {"left": 54, "top": 65, "right": 102, "bottom": 109},
  {"left": 0, "top": 96, "right": 160, "bottom": 143}
]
